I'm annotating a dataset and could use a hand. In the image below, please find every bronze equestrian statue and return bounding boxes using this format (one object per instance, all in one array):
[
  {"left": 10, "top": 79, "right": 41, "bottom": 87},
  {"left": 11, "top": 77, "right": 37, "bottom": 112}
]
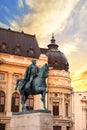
[{"left": 15, "top": 60, "right": 49, "bottom": 111}]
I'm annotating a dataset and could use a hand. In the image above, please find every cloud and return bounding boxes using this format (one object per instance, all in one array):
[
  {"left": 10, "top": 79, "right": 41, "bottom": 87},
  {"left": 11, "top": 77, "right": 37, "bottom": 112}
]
[
  {"left": 18, "top": 0, "right": 24, "bottom": 8},
  {"left": 7, "top": 0, "right": 80, "bottom": 48},
  {"left": 60, "top": 36, "right": 80, "bottom": 56},
  {"left": 0, "top": 22, "right": 9, "bottom": 29},
  {"left": 0, "top": 0, "right": 87, "bottom": 92},
  {"left": 71, "top": 65, "right": 87, "bottom": 91}
]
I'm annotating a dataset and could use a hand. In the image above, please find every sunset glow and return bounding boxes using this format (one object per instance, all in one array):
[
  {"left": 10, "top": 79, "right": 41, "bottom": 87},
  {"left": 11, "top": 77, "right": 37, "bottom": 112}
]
[{"left": 0, "top": 0, "right": 87, "bottom": 91}]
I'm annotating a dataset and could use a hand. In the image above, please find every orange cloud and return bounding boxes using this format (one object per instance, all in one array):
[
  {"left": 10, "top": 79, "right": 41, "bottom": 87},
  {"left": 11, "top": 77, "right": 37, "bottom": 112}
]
[{"left": 71, "top": 68, "right": 87, "bottom": 91}]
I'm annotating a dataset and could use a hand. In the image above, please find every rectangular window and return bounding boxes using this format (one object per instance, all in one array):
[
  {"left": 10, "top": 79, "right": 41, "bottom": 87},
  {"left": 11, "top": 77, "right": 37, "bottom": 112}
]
[
  {"left": 53, "top": 126, "right": 61, "bottom": 130},
  {"left": 0, "top": 73, "right": 5, "bottom": 80},
  {"left": 13, "top": 75, "right": 19, "bottom": 82},
  {"left": 53, "top": 102, "right": 59, "bottom": 116},
  {"left": 65, "top": 103, "right": 68, "bottom": 117},
  {"left": 0, "top": 124, "right": 5, "bottom": 130},
  {"left": 66, "top": 126, "right": 70, "bottom": 130}
]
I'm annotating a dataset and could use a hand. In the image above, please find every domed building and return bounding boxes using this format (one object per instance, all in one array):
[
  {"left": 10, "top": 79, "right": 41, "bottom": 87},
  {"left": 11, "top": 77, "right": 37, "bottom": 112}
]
[
  {"left": 0, "top": 28, "right": 72, "bottom": 130},
  {"left": 46, "top": 34, "right": 69, "bottom": 71},
  {"left": 46, "top": 34, "right": 72, "bottom": 130}
]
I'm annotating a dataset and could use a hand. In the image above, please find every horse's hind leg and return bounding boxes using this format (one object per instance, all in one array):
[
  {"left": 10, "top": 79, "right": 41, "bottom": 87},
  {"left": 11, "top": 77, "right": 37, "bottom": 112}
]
[
  {"left": 21, "top": 94, "right": 25, "bottom": 111},
  {"left": 24, "top": 94, "right": 28, "bottom": 104}
]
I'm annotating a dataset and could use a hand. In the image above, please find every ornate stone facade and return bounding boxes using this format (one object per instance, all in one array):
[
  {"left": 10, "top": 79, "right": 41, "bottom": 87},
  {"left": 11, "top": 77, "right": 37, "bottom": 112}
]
[
  {"left": 72, "top": 91, "right": 87, "bottom": 130},
  {"left": 0, "top": 28, "right": 72, "bottom": 130},
  {"left": 0, "top": 53, "right": 48, "bottom": 130},
  {"left": 47, "top": 69, "right": 72, "bottom": 130},
  {"left": 0, "top": 52, "right": 72, "bottom": 130}
]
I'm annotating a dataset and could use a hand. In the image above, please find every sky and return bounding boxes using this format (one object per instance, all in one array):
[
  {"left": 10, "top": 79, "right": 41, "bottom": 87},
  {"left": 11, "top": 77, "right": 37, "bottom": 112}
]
[{"left": 0, "top": 0, "right": 87, "bottom": 91}]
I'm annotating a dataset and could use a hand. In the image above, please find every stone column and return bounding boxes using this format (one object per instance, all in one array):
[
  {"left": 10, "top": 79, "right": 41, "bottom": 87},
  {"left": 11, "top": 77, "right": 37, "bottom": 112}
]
[
  {"left": 62, "top": 93, "right": 65, "bottom": 118},
  {"left": 6, "top": 72, "right": 13, "bottom": 117},
  {"left": 6, "top": 121, "right": 11, "bottom": 130},
  {"left": 59, "top": 97, "right": 62, "bottom": 117},
  {"left": 62, "top": 126, "right": 66, "bottom": 130},
  {"left": 82, "top": 109, "right": 86, "bottom": 130}
]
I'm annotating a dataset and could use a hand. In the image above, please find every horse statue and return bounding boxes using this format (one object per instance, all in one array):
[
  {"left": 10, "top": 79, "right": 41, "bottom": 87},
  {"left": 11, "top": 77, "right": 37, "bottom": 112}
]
[{"left": 16, "top": 63, "right": 49, "bottom": 111}]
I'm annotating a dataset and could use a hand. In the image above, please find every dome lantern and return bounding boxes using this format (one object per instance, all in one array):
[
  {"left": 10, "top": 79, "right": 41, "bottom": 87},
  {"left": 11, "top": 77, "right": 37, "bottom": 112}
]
[{"left": 48, "top": 33, "right": 58, "bottom": 50}]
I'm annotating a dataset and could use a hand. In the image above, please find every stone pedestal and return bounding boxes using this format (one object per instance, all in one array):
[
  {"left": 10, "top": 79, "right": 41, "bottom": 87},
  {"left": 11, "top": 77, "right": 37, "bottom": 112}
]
[{"left": 10, "top": 110, "right": 53, "bottom": 130}]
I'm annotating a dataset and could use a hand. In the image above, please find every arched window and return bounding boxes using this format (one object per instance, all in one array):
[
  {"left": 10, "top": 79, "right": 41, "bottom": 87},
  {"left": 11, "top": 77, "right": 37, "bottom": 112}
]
[
  {"left": 0, "top": 91, "right": 5, "bottom": 112},
  {"left": 11, "top": 92, "right": 20, "bottom": 112},
  {"left": 26, "top": 95, "right": 34, "bottom": 110}
]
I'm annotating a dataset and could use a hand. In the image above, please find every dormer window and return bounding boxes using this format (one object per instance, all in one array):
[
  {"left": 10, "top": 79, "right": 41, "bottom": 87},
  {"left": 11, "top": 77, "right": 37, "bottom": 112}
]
[
  {"left": 27, "top": 47, "right": 35, "bottom": 57},
  {"left": 1, "top": 42, "right": 8, "bottom": 53},
  {"left": 30, "top": 48, "right": 34, "bottom": 56},
  {"left": 14, "top": 44, "right": 22, "bottom": 55}
]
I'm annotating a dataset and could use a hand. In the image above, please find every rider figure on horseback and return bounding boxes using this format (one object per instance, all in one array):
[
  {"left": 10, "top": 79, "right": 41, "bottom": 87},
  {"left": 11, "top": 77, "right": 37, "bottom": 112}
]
[
  {"left": 15, "top": 60, "right": 39, "bottom": 91},
  {"left": 24, "top": 59, "right": 39, "bottom": 87}
]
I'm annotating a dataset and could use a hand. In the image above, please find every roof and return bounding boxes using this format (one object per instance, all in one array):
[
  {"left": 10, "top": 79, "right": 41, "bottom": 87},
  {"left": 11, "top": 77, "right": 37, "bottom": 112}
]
[
  {"left": 0, "top": 28, "right": 69, "bottom": 71},
  {"left": 40, "top": 48, "right": 48, "bottom": 54},
  {"left": 0, "top": 28, "right": 41, "bottom": 58}
]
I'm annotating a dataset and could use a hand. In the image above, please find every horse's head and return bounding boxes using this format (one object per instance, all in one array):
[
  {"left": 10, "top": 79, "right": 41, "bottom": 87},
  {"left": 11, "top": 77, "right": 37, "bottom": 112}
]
[{"left": 39, "top": 63, "right": 49, "bottom": 78}]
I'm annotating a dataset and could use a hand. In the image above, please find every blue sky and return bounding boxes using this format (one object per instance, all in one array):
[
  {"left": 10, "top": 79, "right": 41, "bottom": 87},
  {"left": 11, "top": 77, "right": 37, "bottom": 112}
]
[
  {"left": 0, "top": 0, "right": 30, "bottom": 25},
  {"left": 0, "top": 0, "right": 87, "bottom": 91}
]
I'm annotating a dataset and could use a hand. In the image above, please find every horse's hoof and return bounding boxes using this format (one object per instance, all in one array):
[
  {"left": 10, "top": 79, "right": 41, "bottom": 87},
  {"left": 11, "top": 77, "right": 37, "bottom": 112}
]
[
  {"left": 44, "top": 108, "right": 48, "bottom": 111},
  {"left": 22, "top": 107, "right": 28, "bottom": 112}
]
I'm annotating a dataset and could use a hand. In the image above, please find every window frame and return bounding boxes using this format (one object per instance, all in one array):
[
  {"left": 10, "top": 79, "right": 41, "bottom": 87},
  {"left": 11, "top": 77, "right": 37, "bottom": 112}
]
[
  {"left": 0, "top": 91, "right": 5, "bottom": 112},
  {"left": 53, "top": 102, "right": 59, "bottom": 116},
  {"left": 26, "top": 95, "right": 34, "bottom": 110},
  {"left": 53, "top": 126, "right": 61, "bottom": 130},
  {"left": 0, "top": 73, "right": 5, "bottom": 80},
  {"left": 0, "top": 124, "right": 6, "bottom": 130},
  {"left": 11, "top": 92, "right": 20, "bottom": 112},
  {"left": 65, "top": 103, "right": 68, "bottom": 117}
]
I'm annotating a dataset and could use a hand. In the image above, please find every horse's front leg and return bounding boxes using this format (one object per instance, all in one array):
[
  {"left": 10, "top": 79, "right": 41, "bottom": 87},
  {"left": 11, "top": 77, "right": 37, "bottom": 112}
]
[
  {"left": 21, "top": 94, "right": 28, "bottom": 111},
  {"left": 41, "top": 90, "right": 47, "bottom": 110}
]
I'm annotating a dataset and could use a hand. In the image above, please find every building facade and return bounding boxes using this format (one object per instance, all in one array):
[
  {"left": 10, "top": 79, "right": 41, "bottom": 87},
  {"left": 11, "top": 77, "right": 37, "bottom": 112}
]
[
  {"left": 72, "top": 91, "right": 87, "bottom": 130},
  {"left": 0, "top": 28, "right": 72, "bottom": 130}
]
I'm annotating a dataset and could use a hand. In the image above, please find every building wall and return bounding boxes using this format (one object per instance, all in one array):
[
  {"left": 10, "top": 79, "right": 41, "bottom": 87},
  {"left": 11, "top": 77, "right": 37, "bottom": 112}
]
[
  {"left": 72, "top": 91, "right": 87, "bottom": 130},
  {"left": 47, "top": 69, "right": 72, "bottom": 130},
  {"left": 0, "top": 52, "right": 72, "bottom": 130},
  {"left": 0, "top": 53, "right": 48, "bottom": 130}
]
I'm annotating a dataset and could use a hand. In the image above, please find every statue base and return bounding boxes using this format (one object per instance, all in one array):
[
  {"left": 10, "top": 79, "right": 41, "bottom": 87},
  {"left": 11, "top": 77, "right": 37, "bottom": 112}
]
[{"left": 10, "top": 110, "right": 53, "bottom": 130}]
